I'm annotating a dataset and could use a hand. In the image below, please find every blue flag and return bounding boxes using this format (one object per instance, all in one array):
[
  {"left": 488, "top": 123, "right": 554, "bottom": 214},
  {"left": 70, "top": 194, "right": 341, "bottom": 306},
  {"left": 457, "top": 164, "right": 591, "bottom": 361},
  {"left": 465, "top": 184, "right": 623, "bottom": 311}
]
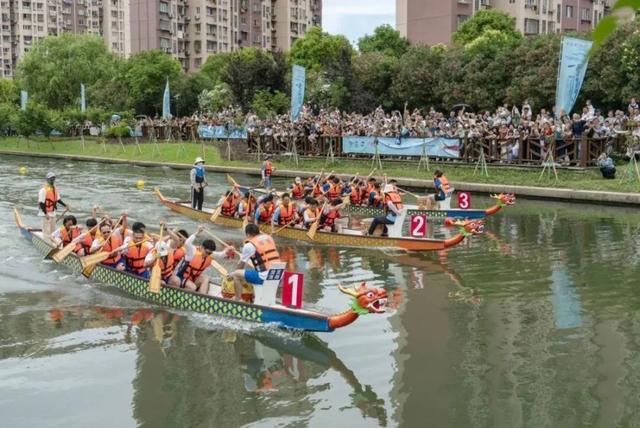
[
  {"left": 290, "top": 65, "right": 305, "bottom": 122},
  {"left": 80, "top": 83, "right": 86, "bottom": 113},
  {"left": 20, "top": 90, "right": 28, "bottom": 111},
  {"left": 162, "top": 79, "right": 172, "bottom": 119},
  {"left": 555, "top": 37, "right": 592, "bottom": 118}
]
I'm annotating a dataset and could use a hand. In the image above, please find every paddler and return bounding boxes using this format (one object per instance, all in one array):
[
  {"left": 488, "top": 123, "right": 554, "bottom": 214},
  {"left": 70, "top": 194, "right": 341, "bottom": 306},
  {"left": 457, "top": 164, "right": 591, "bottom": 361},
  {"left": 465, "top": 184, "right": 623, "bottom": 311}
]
[
  {"left": 348, "top": 179, "right": 362, "bottom": 205},
  {"left": 426, "top": 169, "right": 450, "bottom": 209},
  {"left": 145, "top": 241, "right": 181, "bottom": 287},
  {"left": 220, "top": 189, "right": 239, "bottom": 217},
  {"left": 38, "top": 172, "right": 69, "bottom": 241},
  {"left": 164, "top": 227, "right": 189, "bottom": 265},
  {"left": 255, "top": 194, "right": 275, "bottom": 225},
  {"left": 190, "top": 157, "right": 208, "bottom": 211},
  {"left": 302, "top": 198, "right": 321, "bottom": 229},
  {"left": 367, "top": 184, "right": 403, "bottom": 236},
  {"left": 90, "top": 216, "right": 127, "bottom": 269},
  {"left": 230, "top": 223, "right": 282, "bottom": 301},
  {"left": 261, "top": 154, "right": 275, "bottom": 191},
  {"left": 326, "top": 176, "right": 343, "bottom": 200},
  {"left": 369, "top": 182, "right": 382, "bottom": 208},
  {"left": 122, "top": 222, "right": 154, "bottom": 279},
  {"left": 320, "top": 199, "right": 345, "bottom": 233},
  {"left": 51, "top": 215, "right": 82, "bottom": 252},
  {"left": 79, "top": 217, "right": 99, "bottom": 256},
  {"left": 175, "top": 225, "right": 228, "bottom": 295},
  {"left": 237, "top": 191, "right": 256, "bottom": 219},
  {"left": 271, "top": 193, "right": 297, "bottom": 227},
  {"left": 290, "top": 177, "right": 305, "bottom": 200}
]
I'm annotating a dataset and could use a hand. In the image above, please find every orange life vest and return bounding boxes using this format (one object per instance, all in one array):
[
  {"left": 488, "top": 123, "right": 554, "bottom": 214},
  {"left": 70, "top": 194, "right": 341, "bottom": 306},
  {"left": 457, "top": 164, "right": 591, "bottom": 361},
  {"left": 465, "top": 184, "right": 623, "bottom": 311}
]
[
  {"left": 327, "top": 183, "right": 342, "bottom": 200},
  {"left": 257, "top": 204, "right": 274, "bottom": 223},
  {"left": 278, "top": 203, "right": 295, "bottom": 225},
  {"left": 158, "top": 252, "right": 175, "bottom": 280},
  {"left": 304, "top": 207, "right": 320, "bottom": 225},
  {"left": 384, "top": 191, "right": 404, "bottom": 212},
  {"left": 312, "top": 183, "right": 323, "bottom": 197},
  {"left": 247, "top": 234, "right": 281, "bottom": 272},
  {"left": 43, "top": 185, "right": 59, "bottom": 214},
  {"left": 350, "top": 185, "right": 361, "bottom": 204},
  {"left": 264, "top": 160, "right": 273, "bottom": 177},
  {"left": 178, "top": 250, "right": 212, "bottom": 281},
  {"left": 60, "top": 226, "right": 81, "bottom": 246},
  {"left": 221, "top": 195, "right": 237, "bottom": 217},
  {"left": 102, "top": 234, "right": 123, "bottom": 265},
  {"left": 173, "top": 246, "right": 186, "bottom": 264},
  {"left": 81, "top": 233, "right": 96, "bottom": 254},
  {"left": 125, "top": 241, "right": 151, "bottom": 274},
  {"left": 321, "top": 208, "right": 340, "bottom": 228},
  {"left": 291, "top": 184, "right": 304, "bottom": 199}
]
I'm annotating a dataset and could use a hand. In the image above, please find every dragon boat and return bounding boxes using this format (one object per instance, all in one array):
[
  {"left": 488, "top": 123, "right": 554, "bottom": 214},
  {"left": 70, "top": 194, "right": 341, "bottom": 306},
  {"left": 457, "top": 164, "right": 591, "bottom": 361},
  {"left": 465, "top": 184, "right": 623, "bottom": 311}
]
[
  {"left": 236, "top": 186, "right": 515, "bottom": 220},
  {"left": 14, "top": 209, "right": 387, "bottom": 333},
  {"left": 154, "top": 189, "right": 485, "bottom": 251}
]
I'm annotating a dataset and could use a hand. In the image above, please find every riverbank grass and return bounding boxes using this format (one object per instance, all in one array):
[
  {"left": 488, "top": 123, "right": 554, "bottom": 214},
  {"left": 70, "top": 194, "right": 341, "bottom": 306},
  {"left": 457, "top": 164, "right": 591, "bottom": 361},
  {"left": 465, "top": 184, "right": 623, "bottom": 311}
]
[{"left": 1, "top": 137, "right": 639, "bottom": 193}]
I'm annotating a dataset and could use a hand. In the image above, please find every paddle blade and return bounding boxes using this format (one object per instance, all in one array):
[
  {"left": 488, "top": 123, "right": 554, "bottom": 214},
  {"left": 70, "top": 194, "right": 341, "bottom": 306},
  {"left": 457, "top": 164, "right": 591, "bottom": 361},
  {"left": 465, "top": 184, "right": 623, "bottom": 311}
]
[
  {"left": 44, "top": 248, "right": 59, "bottom": 260},
  {"left": 149, "top": 263, "right": 162, "bottom": 294},
  {"left": 52, "top": 242, "right": 77, "bottom": 263},
  {"left": 80, "top": 251, "right": 110, "bottom": 269},
  {"left": 209, "top": 205, "right": 223, "bottom": 222},
  {"left": 242, "top": 214, "right": 249, "bottom": 230},
  {"left": 306, "top": 222, "right": 319, "bottom": 240},
  {"left": 226, "top": 174, "right": 239, "bottom": 188},
  {"left": 81, "top": 264, "right": 96, "bottom": 278}
]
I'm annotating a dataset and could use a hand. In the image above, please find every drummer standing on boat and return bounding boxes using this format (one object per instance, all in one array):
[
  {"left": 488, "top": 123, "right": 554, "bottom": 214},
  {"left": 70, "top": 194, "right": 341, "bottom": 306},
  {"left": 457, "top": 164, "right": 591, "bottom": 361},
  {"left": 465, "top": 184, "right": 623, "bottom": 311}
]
[
  {"left": 190, "top": 157, "right": 207, "bottom": 211},
  {"left": 38, "top": 172, "right": 69, "bottom": 241}
]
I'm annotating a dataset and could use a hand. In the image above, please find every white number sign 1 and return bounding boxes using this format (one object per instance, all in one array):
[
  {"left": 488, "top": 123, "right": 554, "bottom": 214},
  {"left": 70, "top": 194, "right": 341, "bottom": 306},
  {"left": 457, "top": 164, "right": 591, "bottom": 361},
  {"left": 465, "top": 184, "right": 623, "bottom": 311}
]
[{"left": 282, "top": 272, "right": 304, "bottom": 308}]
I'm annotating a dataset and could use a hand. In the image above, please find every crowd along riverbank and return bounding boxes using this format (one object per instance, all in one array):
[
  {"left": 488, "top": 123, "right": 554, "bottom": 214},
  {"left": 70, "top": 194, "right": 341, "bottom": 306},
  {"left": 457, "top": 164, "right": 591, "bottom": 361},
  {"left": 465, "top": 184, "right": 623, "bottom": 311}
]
[{"left": 1, "top": 138, "right": 639, "bottom": 206}]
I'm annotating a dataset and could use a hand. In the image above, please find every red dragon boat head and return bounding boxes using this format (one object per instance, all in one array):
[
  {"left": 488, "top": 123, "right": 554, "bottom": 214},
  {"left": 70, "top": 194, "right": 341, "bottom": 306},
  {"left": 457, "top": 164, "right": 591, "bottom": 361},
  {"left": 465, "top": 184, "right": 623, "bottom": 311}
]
[
  {"left": 329, "top": 283, "right": 388, "bottom": 329},
  {"left": 490, "top": 193, "right": 516, "bottom": 207},
  {"left": 452, "top": 219, "right": 485, "bottom": 236}
]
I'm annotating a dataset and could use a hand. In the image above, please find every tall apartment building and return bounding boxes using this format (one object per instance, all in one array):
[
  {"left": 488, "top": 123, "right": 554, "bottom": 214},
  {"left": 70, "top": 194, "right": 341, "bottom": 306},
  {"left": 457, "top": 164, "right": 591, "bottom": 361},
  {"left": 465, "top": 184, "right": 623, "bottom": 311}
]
[
  {"left": 130, "top": 0, "right": 320, "bottom": 72},
  {"left": 396, "top": 0, "right": 610, "bottom": 46}
]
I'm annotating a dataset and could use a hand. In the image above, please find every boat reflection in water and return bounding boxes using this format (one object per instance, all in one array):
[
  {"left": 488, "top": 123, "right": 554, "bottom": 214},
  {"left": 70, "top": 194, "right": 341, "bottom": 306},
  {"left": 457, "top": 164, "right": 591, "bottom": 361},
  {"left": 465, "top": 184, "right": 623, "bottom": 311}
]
[{"left": 43, "top": 305, "right": 388, "bottom": 426}]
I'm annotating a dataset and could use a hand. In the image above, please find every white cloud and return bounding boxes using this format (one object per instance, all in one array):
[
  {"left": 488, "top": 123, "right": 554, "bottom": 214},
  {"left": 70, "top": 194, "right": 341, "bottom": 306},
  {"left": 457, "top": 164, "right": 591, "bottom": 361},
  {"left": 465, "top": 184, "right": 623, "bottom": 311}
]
[{"left": 322, "top": 0, "right": 395, "bottom": 44}]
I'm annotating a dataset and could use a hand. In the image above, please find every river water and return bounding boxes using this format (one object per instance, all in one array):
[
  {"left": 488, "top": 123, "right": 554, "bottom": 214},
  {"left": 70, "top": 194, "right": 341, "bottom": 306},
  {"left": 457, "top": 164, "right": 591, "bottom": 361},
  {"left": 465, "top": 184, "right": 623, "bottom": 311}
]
[{"left": 1, "top": 154, "right": 640, "bottom": 428}]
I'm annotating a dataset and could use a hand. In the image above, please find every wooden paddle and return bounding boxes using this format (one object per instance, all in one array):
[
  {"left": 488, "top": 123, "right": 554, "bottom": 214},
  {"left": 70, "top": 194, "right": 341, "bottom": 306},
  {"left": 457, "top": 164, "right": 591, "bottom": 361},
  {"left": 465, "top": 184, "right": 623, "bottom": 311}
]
[
  {"left": 306, "top": 201, "right": 327, "bottom": 240},
  {"left": 241, "top": 192, "right": 252, "bottom": 230},
  {"left": 272, "top": 217, "right": 297, "bottom": 235},
  {"left": 202, "top": 229, "right": 242, "bottom": 257},
  {"left": 52, "top": 219, "right": 105, "bottom": 263},
  {"left": 395, "top": 185, "right": 422, "bottom": 199},
  {"left": 44, "top": 208, "right": 71, "bottom": 259},
  {"left": 79, "top": 216, "right": 124, "bottom": 270},
  {"left": 211, "top": 260, "right": 229, "bottom": 277},
  {"left": 148, "top": 224, "right": 164, "bottom": 294},
  {"left": 209, "top": 195, "right": 226, "bottom": 222},
  {"left": 226, "top": 174, "right": 240, "bottom": 188},
  {"left": 82, "top": 237, "right": 151, "bottom": 272}
]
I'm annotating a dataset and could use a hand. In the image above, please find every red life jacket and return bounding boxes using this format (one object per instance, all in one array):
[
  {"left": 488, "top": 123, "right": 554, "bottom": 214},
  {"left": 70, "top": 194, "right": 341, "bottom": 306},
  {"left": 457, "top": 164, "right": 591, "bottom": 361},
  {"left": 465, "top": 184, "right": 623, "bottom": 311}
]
[
  {"left": 247, "top": 234, "right": 281, "bottom": 272},
  {"left": 81, "top": 233, "right": 96, "bottom": 255},
  {"left": 159, "top": 252, "right": 175, "bottom": 280},
  {"left": 278, "top": 203, "right": 295, "bottom": 225},
  {"left": 321, "top": 208, "right": 340, "bottom": 228},
  {"left": 264, "top": 160, "right": 273, "bottom": 177},
  {"left": 257, "top": 204, "right": 274, "bottom": 223},
  {"left": 221, "top": 195, "right": 237, "bottom": 217},
  {"left": 327, "top": 183, "right": 342, "bottom": 200},
  {"left": 102, "top": 234, "right": 123, "bottom": 265},
  {"left": 60, "top": 226, "right": 81, "bottom": 245},
  {"left": 173, "top": 246, "right": 186, "bottom": 264},
  {"left": 384, "top": 191, "right": 404, "bottom": 212},
  {"left": 291, "top": 184, "right": 304, "bottom": 199},
  {"left": 312, "top": 183, "right": 323, "bottom": 197},
  {"left": 179, "top": 250, "right": 212, "bottom": 281},
  {"left": 350, "top": 185, "right": 361, "bottom": 204},
  {"left": 125, "top": 241, "right": 151, "bottom": 274},
  {"left": 43, "top": 185, "right": 59, "bottom": 214}
]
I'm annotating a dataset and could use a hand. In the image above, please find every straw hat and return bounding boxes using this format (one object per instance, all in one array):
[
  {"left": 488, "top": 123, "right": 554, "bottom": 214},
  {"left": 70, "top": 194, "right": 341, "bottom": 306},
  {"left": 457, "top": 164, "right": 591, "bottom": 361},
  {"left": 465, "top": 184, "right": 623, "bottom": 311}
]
[{"left": 194, "top": 157, "right": 205, "bottom": 165}]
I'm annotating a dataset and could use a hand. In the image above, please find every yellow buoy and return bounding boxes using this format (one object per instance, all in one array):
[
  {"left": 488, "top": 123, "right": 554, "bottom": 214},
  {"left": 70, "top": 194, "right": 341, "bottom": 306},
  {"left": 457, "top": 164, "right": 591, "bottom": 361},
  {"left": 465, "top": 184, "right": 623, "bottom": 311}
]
[
  {"left": 136, "top": 180, "right": 145, "bottom": 190},
  {"left": 19, "top": 166, "right": 27, "bottom": 175}
]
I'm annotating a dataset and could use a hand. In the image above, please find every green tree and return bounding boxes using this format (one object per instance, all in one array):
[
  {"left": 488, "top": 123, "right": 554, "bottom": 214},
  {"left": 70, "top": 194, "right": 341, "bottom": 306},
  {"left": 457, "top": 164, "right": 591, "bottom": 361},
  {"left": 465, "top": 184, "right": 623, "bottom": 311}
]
[
  {"left": 352, "top": 51, "right": 399, "bottom": 111},
  {"left": 198, "top": 83, "right": 234, "bottom": 113},
  {"left": 358, "top": 24, "right": 410, "bottom": 58},
  {"left": 200, "top": 53, "right": 232, "bottom": 83},
  {"left": 0, "top": 103, "right": 15, "bottom": 134},
  {"left": 0, "top": 79, "right": 18, "bottom": 105},
  {"left": 123, "top": 50, "right": 182, "bottom": 115},
  {"left": 453, "top": 10, "right": 522, "bottom": 46},
  {"left": 175, "top": 72, "right": 213, "bottom": 116},
  {"left": 250, "top": 90, "right": 289, "bottom": 119},
  {"left": 221, "top": 48, "right": 287, "bottom": 110},
  {"left": 391, "top": 45, "right": 446, "bottom": 110},
  {"left": 10, "top": 103, "right": 57, "bottom": 137},
  {"left": 289, "top": 27, "right": 354, "bottom": 72},
  {"left": 16, "top": 34, "right": 118, "bottom": 110}
]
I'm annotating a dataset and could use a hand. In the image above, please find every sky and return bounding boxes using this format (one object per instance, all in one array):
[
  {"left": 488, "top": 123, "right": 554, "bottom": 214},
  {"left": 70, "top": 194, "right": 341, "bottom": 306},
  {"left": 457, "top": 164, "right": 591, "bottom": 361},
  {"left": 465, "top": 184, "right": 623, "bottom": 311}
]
[{"left": 322, "top": 0, "right": 395, "bottom": 45}]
